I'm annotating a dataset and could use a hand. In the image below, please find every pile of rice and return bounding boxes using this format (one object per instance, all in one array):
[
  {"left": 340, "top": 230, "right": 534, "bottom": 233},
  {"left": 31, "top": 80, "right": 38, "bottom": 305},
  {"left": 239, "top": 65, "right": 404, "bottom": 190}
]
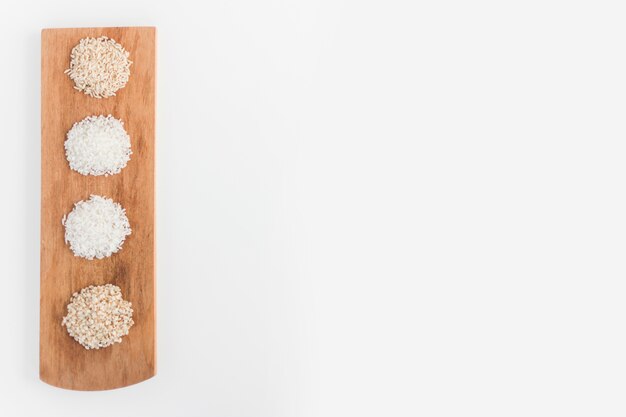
[
  {"left": 65, "top": 115, "right": 132, "bottom": 176},
  {"left": 62, "top": 284, "right": 134, "bottom": 350},
  {"left": 65, "top": 36, "right": 132, "bottom": 99},
  {"left": 63, "top": 195, "right": 132, "bottom": 260}
]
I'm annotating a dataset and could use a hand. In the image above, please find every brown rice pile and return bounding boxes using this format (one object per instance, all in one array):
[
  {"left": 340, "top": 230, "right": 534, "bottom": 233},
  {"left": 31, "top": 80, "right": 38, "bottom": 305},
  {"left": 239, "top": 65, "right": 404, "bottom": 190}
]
[{"left": 65, "top": 36, "right": 132, "bottom": 99}]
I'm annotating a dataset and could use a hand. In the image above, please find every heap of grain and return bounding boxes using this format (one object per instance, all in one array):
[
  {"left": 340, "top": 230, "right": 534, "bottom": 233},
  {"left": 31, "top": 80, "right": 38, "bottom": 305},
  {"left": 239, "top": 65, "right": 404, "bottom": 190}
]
[
  {"left": 62, "top": 284, "right": 134, "bottom": 350},
  {"left": 65, "top": 36, "right": 132, "bottom": 99}
]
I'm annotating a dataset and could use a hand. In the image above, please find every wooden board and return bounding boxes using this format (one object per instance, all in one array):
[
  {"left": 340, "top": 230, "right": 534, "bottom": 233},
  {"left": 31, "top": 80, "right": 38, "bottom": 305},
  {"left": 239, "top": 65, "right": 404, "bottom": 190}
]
[{"left": 40, "top": 27, "right": 156, "bottom": 391}]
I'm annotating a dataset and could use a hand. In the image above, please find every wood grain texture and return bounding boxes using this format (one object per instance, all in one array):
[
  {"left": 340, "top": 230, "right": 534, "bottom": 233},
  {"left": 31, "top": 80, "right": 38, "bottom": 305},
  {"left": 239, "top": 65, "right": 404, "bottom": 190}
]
[{"left": 40, "top": 27, "right": 156, "bottom": 391}]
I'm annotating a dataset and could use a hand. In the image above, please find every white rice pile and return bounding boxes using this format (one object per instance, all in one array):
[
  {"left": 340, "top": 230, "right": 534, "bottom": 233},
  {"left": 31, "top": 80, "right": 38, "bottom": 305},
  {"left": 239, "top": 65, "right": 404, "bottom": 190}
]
[
  {"left": 62, "top": 284, "right": 134, "bottom": 350},
  {"left": 65, "top": 36, "right": 132, "bottom": 99},
  {"left": 65, "top": 115, "right": 132, "bottom": 176},
  {"left": 63, "top": 195, "right": 132, "bottom": 260}
]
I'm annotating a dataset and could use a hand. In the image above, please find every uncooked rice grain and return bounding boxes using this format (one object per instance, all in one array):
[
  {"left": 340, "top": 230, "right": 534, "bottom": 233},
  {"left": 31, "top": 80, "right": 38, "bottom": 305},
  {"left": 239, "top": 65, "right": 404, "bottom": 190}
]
[
  {"left": 65, "top": 115, "right": 132, "bottom": 176},
  {"left": 65, "top": 36, "right": 132, "bottom": 99},
  {"left": 62, "top": 284, "right": 134, "bottom": 350},
  {"left": 63, "top": 195, "right": 132, "bottom": 260}
]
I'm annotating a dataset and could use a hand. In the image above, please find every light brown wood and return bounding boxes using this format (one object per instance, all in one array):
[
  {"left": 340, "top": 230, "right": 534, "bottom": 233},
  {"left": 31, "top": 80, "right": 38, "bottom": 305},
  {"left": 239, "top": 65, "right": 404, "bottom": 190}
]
[{"left": 40, "top": 27, "right": 156, "bottom": 391}]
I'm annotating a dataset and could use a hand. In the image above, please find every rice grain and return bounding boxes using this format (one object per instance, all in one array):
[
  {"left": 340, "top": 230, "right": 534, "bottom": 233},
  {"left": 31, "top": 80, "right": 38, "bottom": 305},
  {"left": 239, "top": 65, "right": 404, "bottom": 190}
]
[
  {"left": 63, "top": 195, "right": 132, "bottom": 260},
  {"left": 65, "top": 115, "right": 132, "bottom": 176},
  {"left": 65, "top": 36, "right": 132, "bottom": 99}
]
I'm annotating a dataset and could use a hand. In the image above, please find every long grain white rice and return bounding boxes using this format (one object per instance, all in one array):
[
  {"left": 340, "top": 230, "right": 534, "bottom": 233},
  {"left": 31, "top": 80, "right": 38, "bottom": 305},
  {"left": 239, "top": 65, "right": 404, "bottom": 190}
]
[{"left": 62, "top": 195, "right": 132, "bottom": 260}]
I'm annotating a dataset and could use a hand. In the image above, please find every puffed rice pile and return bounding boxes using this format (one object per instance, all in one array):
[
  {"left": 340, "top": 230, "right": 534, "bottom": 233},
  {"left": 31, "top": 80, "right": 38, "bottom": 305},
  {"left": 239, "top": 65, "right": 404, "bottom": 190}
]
[
  {"left": 63, "top": 195, "right": 132, "bottom": 260},
  {"left": 65, "top": 115, "right": 132, "bottom": 176},
  {"left": 65, "top": 36, "right": 132, "bottom": 99},
  {"left": 62, "top": 284, "right": 134, "bottom": 350}
]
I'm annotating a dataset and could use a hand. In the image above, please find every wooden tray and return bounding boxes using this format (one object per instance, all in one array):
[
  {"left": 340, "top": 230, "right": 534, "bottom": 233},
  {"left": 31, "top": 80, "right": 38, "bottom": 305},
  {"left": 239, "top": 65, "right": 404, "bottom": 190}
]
[{"left": 40, "top": 27, "right": 156, "bottom": 391}]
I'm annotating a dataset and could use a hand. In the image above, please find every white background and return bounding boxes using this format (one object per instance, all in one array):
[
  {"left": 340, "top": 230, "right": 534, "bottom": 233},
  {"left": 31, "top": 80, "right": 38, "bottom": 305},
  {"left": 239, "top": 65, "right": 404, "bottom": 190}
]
[{"left": 1, "top": 0, "right": 625, "bottom": 415}]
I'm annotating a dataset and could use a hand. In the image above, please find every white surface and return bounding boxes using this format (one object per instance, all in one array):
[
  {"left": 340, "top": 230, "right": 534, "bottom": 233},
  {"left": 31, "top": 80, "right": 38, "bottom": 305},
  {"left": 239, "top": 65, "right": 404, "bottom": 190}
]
[{"left": 1, "top": 0, "right": 625, "bottom": 415}]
